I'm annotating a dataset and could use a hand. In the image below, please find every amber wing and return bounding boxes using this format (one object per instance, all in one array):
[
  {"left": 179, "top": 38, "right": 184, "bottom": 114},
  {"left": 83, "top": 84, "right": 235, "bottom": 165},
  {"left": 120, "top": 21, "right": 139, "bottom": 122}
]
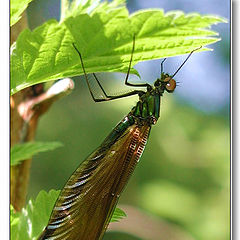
[{"left": 38, "top": 120, "right": 150, "bottom": 240}]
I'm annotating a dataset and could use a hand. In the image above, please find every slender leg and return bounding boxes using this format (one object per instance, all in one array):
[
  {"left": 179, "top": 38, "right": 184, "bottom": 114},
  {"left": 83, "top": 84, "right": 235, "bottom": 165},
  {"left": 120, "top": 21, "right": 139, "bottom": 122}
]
[
  {"left": 124, "top": 35, "right": 151, "bottom": 88},
  {"left": 72, "top": 43, "right": 100, "bottom": 102},
  {"left": 73, "top": 43, "right": 144, "bottom": 102},
  {"left": 92, "top": 90, "right": 144, "bottom": 102},
  {"left": 92, "top": 73, "right": 145, "bottom": 100},
  {"left": 92, "top": 73, "right": 108, "bottom": 98},
  {"left": 91, "top": 38, "right": 149, "bottom": 96}
]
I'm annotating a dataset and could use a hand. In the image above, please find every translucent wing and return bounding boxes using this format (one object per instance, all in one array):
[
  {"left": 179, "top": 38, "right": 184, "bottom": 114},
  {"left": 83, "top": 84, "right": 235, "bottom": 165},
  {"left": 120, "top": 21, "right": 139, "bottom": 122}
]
[{"left": 38, "top": 116, "right": 151, "bottom": 240}]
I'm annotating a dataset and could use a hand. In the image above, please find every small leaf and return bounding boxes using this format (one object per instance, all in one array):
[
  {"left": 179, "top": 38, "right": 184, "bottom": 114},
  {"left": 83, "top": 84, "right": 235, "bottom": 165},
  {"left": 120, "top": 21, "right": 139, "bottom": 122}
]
[
  {"left": 110, "top": 207, "right": 127, "bottom": 223},
  {"left": 10, "top": 0, "right": 227, "bottom": 95},
  {"left": 11, "top": 141, "right": 63, "bottom": 166},
  {"left": 11, "top": 190, "right": 60, "bottom": 240},
  {"left": 10, "top": 205, "right": 20, "bottom": 225},
  {"left": 11, "top": 189, "right": 127, "bottom": 239},
  {"left": 10, "top": 205, "right": 21, "bottom": 240},
  {"left": 10, "top": 0, "right": 34, "bottom": 26}
]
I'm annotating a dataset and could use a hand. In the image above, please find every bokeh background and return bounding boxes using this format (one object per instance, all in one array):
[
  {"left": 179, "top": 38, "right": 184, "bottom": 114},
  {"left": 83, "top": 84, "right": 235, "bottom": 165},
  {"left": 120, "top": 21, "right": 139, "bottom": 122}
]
[{"left": 26, "top": 1, "right": 230, "bottom": 240}]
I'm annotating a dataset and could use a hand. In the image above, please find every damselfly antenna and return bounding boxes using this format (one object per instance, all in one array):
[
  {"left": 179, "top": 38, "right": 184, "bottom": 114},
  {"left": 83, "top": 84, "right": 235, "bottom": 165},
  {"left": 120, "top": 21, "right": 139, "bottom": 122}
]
[
  {"left": 171, "top": 46, "right": 202, "bottom": 78},
  {"left": 160, "top": 46, "right": 202, "bottom": 79},
  {"left": 160, "top": 58, "right": 167, "bottom": 75}
]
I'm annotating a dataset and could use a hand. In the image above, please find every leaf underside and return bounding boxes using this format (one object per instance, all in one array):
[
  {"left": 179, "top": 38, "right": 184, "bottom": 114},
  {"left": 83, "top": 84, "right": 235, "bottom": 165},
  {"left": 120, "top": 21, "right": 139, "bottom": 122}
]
[
  {"left": 10, "top": 0, "right": 226, "bottom": 95},
  {"left": 11, "top": 141, "right": 63, "bottom": 166}
]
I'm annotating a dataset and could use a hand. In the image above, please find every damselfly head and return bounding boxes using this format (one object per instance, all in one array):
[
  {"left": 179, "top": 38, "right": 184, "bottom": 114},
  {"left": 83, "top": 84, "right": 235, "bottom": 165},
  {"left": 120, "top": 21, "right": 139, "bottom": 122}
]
[
  {"left": 154, "top": 74, "right": 176, "bottom": 93},
  {"left": 155, "top": 46, "right": 201, "bottom": 95}
]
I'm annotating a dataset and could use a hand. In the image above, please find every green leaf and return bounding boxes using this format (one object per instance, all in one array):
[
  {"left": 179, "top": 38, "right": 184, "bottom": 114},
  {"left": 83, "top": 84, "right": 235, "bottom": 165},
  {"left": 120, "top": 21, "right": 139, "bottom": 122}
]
[
  {"left": 10, "top": 205, "right": 21, "bottom": 240},
  {"left": 11, "top": 190, "right": 60, "bottom": 240},
  {"left": 11, "top": 190, "right": 126, "bottom": 239},
  {"left": 64, "top": 0, "right": 125, "bottom": 19},
  {"left": 11, "top": 0, "right": 227, "bottom": 95},
  {"left": 10, "top": 205, "right": 20, "bottom": 225},
  {"left": 110, "top": 207, "right": 127, "bottom": 223},
  {"left": 11, "top": 141, "right": 63, "bottom": 166},
  {"left": 10, "top": 0, "right": 34, "bottom": 26}
]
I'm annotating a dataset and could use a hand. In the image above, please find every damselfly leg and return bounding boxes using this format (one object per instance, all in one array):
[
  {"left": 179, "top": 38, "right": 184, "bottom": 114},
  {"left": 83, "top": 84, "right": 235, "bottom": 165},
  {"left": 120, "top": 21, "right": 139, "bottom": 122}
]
[
  {"left": 72, "top": 36, "right": 147, "bottom": 103},
  {"left": 73, "top": 38, "right": 201, "bottom": 102}
]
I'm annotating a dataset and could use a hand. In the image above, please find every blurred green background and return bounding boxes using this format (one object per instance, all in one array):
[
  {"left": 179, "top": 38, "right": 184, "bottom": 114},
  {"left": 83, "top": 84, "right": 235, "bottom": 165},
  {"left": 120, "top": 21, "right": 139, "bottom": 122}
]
[{"left": 26, "top": 1, "right": 230, "bottom": 240}]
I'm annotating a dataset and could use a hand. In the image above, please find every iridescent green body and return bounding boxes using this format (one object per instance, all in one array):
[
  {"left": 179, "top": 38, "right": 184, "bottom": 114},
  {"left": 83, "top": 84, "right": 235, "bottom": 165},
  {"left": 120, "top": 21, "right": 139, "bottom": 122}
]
[
  {"left": 132, "top": 87, "right": 161, "bottom": 124},
  {"left": 38, "top": 74, "right": 176, "bottom": 240}
]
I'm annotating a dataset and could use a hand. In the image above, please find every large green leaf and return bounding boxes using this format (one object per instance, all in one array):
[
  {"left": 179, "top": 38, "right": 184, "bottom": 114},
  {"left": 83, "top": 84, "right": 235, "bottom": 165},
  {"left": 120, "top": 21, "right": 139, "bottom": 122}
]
[
  {"left": 11, "top": 141, "right": 63, "bottom": 166},
  {"left": 10, "top": 0, "right": 34, "bottom": 26},
  {"left": 11, "top": 0, "right": 226, "bottom": 95},
  {"left": 11, "top": 190, "right": 127, "bottom": 240}
]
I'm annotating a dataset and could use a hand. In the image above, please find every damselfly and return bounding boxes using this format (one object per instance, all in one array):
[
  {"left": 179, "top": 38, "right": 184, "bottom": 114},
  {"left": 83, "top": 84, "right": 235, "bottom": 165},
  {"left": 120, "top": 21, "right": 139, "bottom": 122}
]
[{"left": 38, "top": 36, "right": 200, "bottom": 240}]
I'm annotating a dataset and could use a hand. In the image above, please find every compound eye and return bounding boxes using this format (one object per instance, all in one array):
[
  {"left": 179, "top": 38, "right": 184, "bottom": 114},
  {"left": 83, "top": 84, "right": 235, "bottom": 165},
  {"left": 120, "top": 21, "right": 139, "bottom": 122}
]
[
  {"left": 163, "top": 76, "right": 171, "bottom": 82},
  {"left": 166, "top": 78, "right": 176, "bottom": 92}
]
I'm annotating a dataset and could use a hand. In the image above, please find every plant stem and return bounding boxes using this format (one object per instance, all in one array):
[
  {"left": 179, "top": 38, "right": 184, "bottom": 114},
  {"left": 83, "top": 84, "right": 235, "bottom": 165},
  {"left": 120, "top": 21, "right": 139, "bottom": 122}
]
[
  {"left": 10, "top": 11, "right": 32, "bottom": 211},
  {"left": 10, "top": 74, "right": 74, "bottom": 211},
  {"left": 10, "top": 10, "right": 74, "bottom": 211}
]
